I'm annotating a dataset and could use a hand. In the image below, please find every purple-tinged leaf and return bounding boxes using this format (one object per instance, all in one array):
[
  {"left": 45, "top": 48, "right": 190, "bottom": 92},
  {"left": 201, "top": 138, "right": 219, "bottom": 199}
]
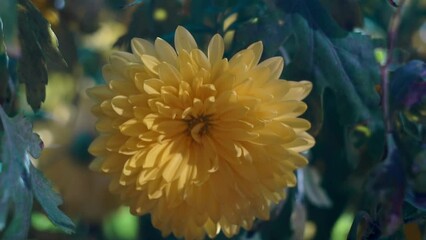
[
  {"left": 404, "top": 82, "right": 426, "bottom": 109},
  {"left": 364, "top": 134, "right": 406, "bottom": 237},
  {"left": 390, "top": 60, "right": 426, "bottom": 115}
]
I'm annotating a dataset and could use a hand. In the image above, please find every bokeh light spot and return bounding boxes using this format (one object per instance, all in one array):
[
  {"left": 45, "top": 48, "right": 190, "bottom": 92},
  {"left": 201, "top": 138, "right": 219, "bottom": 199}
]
[
  {"left": 154, "top": 8, "right": 167, "bottom": 22},
  {"left": 331, "top": 211, "right": 354, "bottom": 240}
]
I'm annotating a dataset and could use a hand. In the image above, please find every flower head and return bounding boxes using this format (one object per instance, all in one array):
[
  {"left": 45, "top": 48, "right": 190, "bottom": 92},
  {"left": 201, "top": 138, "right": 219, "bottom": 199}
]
[{"left": 88, "top": 26, "right": 314, "bottom": 239}]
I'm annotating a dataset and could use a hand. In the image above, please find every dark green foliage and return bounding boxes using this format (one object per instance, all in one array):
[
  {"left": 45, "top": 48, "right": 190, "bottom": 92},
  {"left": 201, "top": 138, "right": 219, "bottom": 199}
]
[
  {"left": 263, "top": 1, "right": 385, "bottom": 238},
  {"left": 345, "top": 58, "right": 426, "bottom": 239},
  {"left": 115, "top": 0, "right": 186, "bottom": 50},
  {"left": 17, "top": 0, "right": 65, "bottom": 111},
  {"left": 277, "top": 0, "right": 382, "bottom": 127},
  {"left": 308, "top": 94, "right": 354, "bottom": 240},
  {"left": 0, "top": 0, "right": 17, "bottom": 42},
  {"left": 231, "top": 4, "right": 286, "bottom": 58}
]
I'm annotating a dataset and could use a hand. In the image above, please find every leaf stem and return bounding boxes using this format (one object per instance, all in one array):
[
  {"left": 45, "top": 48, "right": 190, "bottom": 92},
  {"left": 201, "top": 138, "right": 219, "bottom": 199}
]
[{"left": 381, "top": 0, "right": 407, "bottom": 133}]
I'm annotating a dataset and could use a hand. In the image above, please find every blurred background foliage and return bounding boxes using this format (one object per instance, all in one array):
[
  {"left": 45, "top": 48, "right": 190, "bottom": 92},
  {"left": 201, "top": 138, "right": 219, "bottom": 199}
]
[{"left": 0, "top": 0, "right": 425, "bottom": 239}]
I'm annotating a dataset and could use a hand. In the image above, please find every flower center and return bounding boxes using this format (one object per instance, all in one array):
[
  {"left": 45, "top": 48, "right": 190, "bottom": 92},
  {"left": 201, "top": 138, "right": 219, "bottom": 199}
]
[{"left": 185, "top": 115, "right": 211, "bottom": 142}]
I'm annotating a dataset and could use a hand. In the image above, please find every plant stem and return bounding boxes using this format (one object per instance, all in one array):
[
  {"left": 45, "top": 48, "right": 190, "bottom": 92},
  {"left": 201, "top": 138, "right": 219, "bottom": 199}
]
[{"left": 381, "top": 0, "right": 407, "bottom": 133}]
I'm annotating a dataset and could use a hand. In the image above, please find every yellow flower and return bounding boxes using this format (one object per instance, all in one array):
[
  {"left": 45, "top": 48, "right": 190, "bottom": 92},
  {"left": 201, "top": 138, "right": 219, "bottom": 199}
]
[{"left": 88, "top": 26, "right": 314, "bottom": 240}]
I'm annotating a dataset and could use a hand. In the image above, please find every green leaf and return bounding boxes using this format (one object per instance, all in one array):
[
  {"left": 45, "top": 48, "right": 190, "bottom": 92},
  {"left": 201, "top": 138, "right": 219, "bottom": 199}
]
[
  {"left": 0, "top": 17, "right": 10, "bottom": 108},
  {"left": 0, "top": 106, "right": 75, "bottom": 238},
  {"left": 231, "top": 7, "right": 286, "bottom": 58},
  {"left": 1, "top": 185, "right": 33, "bottom": 240},
  {"left": 277, "top": 0, "right": 382, "bottom": 126},
  {"left": 17, "top": 0, "right": 66, "bottom": 111},
  {"left": 0, "top": 0, "right": 17, "bottom": 42},
  {"left": 0, "top": 106, "right": 38, "bottom": 239},
  {"left": 30, "top": 164, "right": 75, "bottom": 234}
]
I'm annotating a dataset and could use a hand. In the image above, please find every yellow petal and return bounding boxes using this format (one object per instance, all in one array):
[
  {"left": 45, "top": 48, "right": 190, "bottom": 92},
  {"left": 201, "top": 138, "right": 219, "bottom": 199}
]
[
  {"left": 96, "top": 118, "right": 114, "bottom": 132},
  {"left": 229, "top": 49, "right": 255, "bottom": 73},
  {"left": 119, "top": 118, "right": 146, "bottom": 136},
  {"left": 106, "top": 133, "right": 128, "bottom": 151},
  {"left": 162, "top": 153, "right": 184, "bottom": 182},
  {"left": 144, "top": 143, "right": 167, "bottom": 168},
  {"left": 111, "top": 96, "right": 133, "bottom": 117},
  {"left": 89, "top": 158, "right": 103, "bottom": 171},
  {"left": 86, "top": 85, "right": 114, "bottom": 100},
  {"left": 174, "top": 26, "right": 197, "bottom": 53},
  {"left": 204, "top": 219, "right": 220, "bottom": 238},
  {"left": 283, "top": 80, "right": 313, "bottom": 101},
  {"left": 141, "top": 54, "right": 161, "bottom": 74},
  {"left": 247, "top": 41, "right": 263, "bottom": 67},
  {"left": 283, "top": 132, "right": 315, "bottom": 152},
  {"left": 147, "top": 179, "right": 165, "bottom": 199},
  {"left": 153, "top": 120, "right": 186, "bottom": 136},
  {"left": 101, "top": 152, "right": 127, "bottom": 173},
  {"left": 113, "top": 51, "right": 139, "bottom": 63},
  {"left": 158, "top": 63, "right": 181, "bottom": 86},
  {"left": 258, "top": 56, "right": 284, "bottom": 79},
  {"left": 191, "top": 49, "right": 210, "bottom": 70},
  {"left": 88, "top": 136, "right": 108, "bottom": 155},
  {"left": 138, "top": 167, "right": 160, "bottom": 185},
  {"left": 281, "top": 118, "right": 311, "bottom": 132},
  {"left": 208, "top": 34, "right": 225, "bottom": 65},
  {"left": 109, "top": 79, "right": 138, "bottom": 95},
  {"left": 143, "top": 113, "right": 160, "bottom": 129},
  {"left": 143, "top": 78, "right": 163, "bottom": 95},
  {"left": 274, "top": 101, "right": 308, "bottom": 119},
  {"left": 102, "top": 64, "right": 124, "bottom": 83},
  {"left": 134, "top": 195, "right": 156, "bottom": 214},
  {"left": 155, "top": 37, "right": 178, "bottom": 65},
  {"left": 131, "top": 38, "right": 157, "bottom": 57}
]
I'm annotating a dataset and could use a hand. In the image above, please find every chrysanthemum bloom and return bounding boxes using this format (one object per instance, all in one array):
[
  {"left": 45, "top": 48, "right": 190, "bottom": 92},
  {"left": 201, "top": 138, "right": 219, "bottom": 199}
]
[{"left": 88, "top": 26, "right": 314, "bottom": 239}]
